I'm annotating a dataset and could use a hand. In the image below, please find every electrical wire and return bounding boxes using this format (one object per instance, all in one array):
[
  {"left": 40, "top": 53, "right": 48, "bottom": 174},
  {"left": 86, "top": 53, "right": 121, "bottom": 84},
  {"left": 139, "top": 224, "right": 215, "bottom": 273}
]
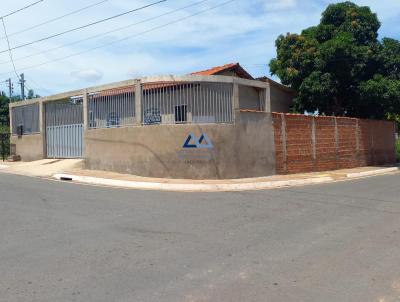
[
  {"left": 0, "top": 0, "right": 48, "bottom": 98},
  {"left": 0, "top": 0, "right": 236, "bottom": 77},
  {"left": 0, "top": 0, "right": 209, "bottom": 66},
  {"left": 0, "top": 0, "right": 167, "bottom": 54},
  {"left": 25, "top": 77, "right": 51, "bottom": 94},
  {"left": 0, "top": 0, "right": 109, "bottom": 40},
  {"left": 1, "top": 18, "right": 21, "bottom": 81},
  {"left": 0, "top": 0, "right": 44, "bottom": 19}
]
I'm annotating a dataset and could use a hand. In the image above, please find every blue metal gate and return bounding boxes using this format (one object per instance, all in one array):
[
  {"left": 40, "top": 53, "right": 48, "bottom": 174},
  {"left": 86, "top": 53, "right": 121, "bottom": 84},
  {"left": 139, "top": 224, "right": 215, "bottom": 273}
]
[{"left": 45, "top": 99, "right": 84, "bottom": 158}]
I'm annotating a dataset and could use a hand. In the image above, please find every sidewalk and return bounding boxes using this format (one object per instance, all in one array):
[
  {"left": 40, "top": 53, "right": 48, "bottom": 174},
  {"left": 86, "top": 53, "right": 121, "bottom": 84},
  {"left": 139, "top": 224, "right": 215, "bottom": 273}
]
[
  {"left": 1, "top": 159, "right": 398, "bottom": 192},
  {"left": 0, "top": 159, "right": 83, "bottom": 177},
  {"left": 54, "top": 165, "right": 399, "bottom": 192}
]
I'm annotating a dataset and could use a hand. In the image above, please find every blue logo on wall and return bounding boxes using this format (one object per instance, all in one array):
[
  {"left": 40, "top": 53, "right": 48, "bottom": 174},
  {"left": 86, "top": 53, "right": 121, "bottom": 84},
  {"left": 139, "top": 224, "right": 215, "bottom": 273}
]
[{"left": 183, "top": 133, "right": 214, "bottom": 149}]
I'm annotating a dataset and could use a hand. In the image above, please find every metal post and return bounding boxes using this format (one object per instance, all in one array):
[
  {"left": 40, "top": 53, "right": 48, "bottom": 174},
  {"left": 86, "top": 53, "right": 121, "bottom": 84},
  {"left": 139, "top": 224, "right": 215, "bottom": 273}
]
[
  {"left": 7, "top": 78, "right": 12, "bottom": 100},
  {"left": 19, "top": 73, "right": 25, "bottom": 100}
]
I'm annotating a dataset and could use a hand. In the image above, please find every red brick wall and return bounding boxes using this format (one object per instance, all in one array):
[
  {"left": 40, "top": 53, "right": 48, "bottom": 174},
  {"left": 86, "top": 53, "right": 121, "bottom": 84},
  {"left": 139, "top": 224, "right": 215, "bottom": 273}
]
[{"left": 273, "top": 113, "right": 396, "bottom": 174}]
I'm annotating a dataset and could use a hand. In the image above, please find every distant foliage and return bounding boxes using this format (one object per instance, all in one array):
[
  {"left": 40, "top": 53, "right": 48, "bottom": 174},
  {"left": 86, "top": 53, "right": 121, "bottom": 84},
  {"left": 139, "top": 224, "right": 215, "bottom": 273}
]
[{"left": 269, "top": 1, "right": 400, "bottom": 120}]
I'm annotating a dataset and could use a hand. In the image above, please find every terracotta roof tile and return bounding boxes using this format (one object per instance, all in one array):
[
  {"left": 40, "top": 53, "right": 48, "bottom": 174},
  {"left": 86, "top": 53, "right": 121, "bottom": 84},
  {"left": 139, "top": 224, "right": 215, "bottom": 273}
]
[
  {"left": 190, "top": 63, "right": 239, "bottom": 76},
  {"left": 190, "top": 63, "right": 253, "bottom": 79}
]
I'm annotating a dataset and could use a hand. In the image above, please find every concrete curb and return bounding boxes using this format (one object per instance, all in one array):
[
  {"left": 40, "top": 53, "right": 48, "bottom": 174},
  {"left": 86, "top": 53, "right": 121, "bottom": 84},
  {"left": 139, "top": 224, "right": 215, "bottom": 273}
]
[
  {"left": 346, "top": 167, "right": 399, "bottom": 178},
  {"left": 53, "top": 174, "right": 334, "bottom": 192}
]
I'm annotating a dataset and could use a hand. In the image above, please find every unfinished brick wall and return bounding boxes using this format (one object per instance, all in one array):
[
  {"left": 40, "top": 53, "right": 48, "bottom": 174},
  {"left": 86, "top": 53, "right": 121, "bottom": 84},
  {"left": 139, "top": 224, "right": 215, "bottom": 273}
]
[{"left": 273, "top": 113, "right": 397, "bottom": 174}]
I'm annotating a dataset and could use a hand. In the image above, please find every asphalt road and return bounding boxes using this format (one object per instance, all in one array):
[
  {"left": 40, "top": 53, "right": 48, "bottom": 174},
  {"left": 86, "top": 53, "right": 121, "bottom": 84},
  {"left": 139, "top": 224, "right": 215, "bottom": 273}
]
[{"left": 1, "top": 173, "right": 400, "bottom": 302}]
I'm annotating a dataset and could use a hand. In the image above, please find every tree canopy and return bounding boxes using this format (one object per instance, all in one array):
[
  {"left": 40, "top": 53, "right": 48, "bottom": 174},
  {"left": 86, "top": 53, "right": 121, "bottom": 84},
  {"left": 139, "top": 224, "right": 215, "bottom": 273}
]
[{"left": 269, "top": 1, "right": 400, "bottom": 120}]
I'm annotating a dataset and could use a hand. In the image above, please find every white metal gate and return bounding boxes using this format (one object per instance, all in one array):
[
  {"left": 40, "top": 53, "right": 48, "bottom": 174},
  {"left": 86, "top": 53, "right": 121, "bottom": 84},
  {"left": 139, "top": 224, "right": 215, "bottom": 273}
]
[
  {"left": 46, "top": 124, "right": 83, "bottom": 158},
  {"left": 45, "top": 99, "right": 84, "bottom": 158}
]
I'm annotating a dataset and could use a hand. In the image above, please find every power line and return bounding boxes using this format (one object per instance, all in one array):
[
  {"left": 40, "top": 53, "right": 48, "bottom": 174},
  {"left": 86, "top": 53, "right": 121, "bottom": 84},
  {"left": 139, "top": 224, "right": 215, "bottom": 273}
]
[
  {"left": 0, "top": 0, "right": 167, "bottom": 54},
  {"left": 1, "top": 18, "right": 21, "bottom": 81},
  {"left": 0, "top": 0, "right": 109, "bottom": 40},
  {"left": 0, "top": 0, "right": 44, "bottom": 19},
  {"left": 25, "top": 76, "right": 52, "bottom": 94},
  {"left": 0, "top": 0, "right": 210, "bottom": 66},
  {"left": 0, "top": 0, "right": 236, "bottom": 77},
  {"left": 0, "top": 22, "right": 34, "bottom": 94},
  {"left": 0, "top": 0, "right": 47, "bottom": 98}
]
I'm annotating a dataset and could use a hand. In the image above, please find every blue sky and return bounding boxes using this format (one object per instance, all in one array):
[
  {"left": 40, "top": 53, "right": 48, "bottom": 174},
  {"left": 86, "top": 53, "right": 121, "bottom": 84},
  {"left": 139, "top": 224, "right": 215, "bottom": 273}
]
[{"left": 0, "top": 0, "right": 399, "bottom": 96}]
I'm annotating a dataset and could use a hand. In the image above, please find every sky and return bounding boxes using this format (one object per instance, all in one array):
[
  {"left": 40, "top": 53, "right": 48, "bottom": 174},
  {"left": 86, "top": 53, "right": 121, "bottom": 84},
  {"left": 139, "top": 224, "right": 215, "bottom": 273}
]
[{"left": 0, "top": 0, "right": 399, "bottom": 96}]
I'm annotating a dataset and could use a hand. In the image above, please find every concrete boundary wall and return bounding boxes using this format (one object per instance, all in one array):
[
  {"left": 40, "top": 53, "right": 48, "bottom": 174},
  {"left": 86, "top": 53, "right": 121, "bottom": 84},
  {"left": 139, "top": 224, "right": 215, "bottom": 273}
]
[
  {"left": 10, "top": 134, "right": 44, "bottom": 161},
  {"left": 84, "top": 112, "right": 276, "bottom": 180},
  {"left": 273, "top": 113, "right": 397, "bottom": 174}
]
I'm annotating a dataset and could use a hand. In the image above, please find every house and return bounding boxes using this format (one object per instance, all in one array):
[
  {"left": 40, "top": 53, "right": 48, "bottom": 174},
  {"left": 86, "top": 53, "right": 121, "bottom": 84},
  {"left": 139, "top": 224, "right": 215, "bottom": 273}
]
[
  {"left": 85, "top": 63, "right": 295, "bottom": 128},
  {"left": 8, "top": 63, "right": 299, "bottom": 179}
]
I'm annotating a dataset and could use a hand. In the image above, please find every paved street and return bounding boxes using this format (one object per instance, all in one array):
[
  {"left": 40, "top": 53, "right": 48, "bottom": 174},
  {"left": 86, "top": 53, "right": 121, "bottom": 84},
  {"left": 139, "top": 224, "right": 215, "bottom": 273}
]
[{"left": 1, "top": 173, "right": 400, "bottom": 302}]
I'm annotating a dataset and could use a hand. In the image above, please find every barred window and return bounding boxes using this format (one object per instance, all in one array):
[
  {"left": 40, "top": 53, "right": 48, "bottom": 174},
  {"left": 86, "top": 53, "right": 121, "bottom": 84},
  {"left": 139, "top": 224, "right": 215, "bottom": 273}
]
[{"left": 11, "top": 104, "right": 40, "bottom": 135}]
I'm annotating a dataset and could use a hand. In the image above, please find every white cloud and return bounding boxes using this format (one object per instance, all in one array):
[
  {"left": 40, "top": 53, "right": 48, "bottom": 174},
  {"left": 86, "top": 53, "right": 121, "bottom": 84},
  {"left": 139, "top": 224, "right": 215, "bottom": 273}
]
[{"left": 71, "top": 68, "right": 103, "bottom": 82}]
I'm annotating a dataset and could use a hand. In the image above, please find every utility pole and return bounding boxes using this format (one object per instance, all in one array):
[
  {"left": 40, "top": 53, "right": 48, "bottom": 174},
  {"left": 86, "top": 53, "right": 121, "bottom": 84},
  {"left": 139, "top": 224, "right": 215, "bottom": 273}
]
[
  {"left": 19, "top": 73, "right": 25, "bottom": 100},
  {"left": 6, "top": 78, "right": 13, "bottom": 100}
]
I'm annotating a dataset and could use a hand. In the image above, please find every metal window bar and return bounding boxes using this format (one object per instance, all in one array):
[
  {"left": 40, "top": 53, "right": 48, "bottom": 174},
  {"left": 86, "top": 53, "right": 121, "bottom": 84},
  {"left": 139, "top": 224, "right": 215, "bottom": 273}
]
[
  {"left": 88, "top": 86, "right": 136, "bottom": 129},
  {"left": 141, "top": 82, "right": 233, "bottom": 125},
  {"left": 11, "top": 103, "right": 40, "bottom": 135}
]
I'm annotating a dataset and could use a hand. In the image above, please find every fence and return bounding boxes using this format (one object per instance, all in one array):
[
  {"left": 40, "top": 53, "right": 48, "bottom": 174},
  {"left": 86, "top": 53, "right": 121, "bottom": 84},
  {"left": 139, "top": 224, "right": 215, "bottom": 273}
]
[
  {"left": 88, "top": 86, "right": 136, "bottom": 129},
  {"left": 10, "top": 77, "right": 240, "bottom": 136},
  {"left": 45, "top": 99, "right": 83, "bottom": 126},
  {"left": 11, "top": 103, "right": 40, "bottom": 135},
  {"left": 142, "top": 82, "right": 233, "bottom": 125},
  {"left": 7, "top": 77, "right": 241, "bottom": 163}
]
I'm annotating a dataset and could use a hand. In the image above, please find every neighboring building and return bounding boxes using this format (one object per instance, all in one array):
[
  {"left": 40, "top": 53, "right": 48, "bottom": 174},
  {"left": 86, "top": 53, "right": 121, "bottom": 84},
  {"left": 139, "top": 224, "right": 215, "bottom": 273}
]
[
  {"left": 191, "top": 63, "right": 295, "bottom": 112},
  {"left": 257, "top": 76, "right": 296, "bottom": 113}
]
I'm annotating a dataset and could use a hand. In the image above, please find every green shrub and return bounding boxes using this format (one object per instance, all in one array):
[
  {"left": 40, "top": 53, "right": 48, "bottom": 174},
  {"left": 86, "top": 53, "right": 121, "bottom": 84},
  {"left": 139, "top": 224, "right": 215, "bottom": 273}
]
[{"left": 0, "top": 126, "right": 10, "bottom": 161}]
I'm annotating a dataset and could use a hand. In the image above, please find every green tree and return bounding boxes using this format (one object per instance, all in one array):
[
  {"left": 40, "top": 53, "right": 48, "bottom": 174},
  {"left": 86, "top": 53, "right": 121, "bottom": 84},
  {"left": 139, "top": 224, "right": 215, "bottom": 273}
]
[
  {"left": 269, "top": 1, "right": 400, "bottom": 119},
  {"left": 0, "top": 92, "right": 9, "bottom": 130},
  {"left": 27, "top": 89, "right": 40, "bottom": 99}
]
